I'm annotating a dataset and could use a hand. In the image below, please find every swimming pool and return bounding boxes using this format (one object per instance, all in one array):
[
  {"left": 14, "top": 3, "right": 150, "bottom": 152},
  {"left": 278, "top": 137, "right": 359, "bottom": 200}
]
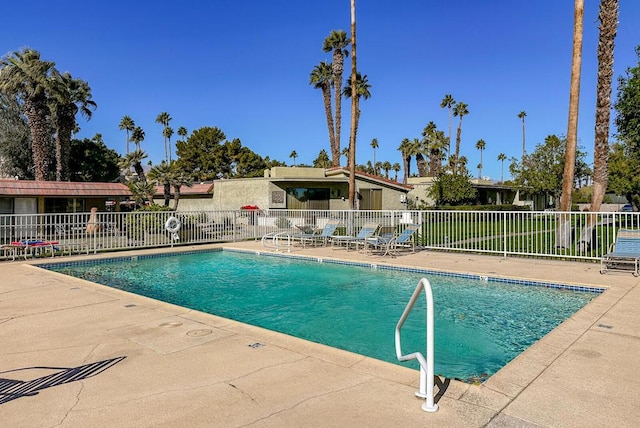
[{"left": 44, "top": 249, "right": 601, "bottom": 382}]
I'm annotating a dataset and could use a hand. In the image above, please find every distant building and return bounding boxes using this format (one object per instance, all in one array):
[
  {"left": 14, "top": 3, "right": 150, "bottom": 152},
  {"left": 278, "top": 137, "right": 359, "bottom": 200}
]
[
  {"left": 152, "top": 182, "right": 214, "bottom": 211},
  {"left": 212, "top": 167, "right": 411, "bottom": 211}
]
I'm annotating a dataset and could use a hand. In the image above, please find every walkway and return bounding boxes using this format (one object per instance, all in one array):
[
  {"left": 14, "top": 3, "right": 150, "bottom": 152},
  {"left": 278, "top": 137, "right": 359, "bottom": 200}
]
[{"left": 1, "top": 242, "right": 639, "bottom": 427}]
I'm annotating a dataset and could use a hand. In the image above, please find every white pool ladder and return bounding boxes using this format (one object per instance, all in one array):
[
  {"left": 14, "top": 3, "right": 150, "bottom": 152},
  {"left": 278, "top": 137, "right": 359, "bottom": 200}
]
[
  {"left": 395, "top": 277, "right": 438, "bottom": 412},
  {"left": 261, "top": 231, "right": 293, "bottom": 252}
]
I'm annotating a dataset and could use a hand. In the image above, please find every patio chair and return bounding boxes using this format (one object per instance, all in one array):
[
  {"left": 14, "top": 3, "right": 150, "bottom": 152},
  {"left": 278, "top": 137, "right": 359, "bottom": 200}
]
[
  {"left": 600, "top": 229, "right": 640, "bottom": 276},
  {"left": 331, "top": 222, "right": 379, "bottom": 250},
  {"left": 368, "top": 223, "right": 420, "bottom": 257},
  {"left": 296, "top": 219, "right": 341, "bottom": 248}
]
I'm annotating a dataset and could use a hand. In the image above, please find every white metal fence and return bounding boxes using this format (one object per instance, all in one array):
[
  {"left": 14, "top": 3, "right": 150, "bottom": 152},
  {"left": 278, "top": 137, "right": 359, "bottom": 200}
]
[{"left": 0, "top": 209, "right": 637, "bottom": 261}]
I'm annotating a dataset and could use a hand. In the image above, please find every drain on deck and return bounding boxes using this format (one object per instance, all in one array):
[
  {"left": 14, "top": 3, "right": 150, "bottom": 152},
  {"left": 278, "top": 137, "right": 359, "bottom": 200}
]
[
  {"left": 248, "top": 342, "right": 265, "bottom": 349},
  {"left": 186, "top": 329, "right": 213, "bottom": 337}
]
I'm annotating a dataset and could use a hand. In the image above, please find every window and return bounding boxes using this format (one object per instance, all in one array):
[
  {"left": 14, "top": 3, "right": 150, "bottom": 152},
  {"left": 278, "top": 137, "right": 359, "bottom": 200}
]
[{"left": 285, "top": 187, "right": 330, "bottom": 210}]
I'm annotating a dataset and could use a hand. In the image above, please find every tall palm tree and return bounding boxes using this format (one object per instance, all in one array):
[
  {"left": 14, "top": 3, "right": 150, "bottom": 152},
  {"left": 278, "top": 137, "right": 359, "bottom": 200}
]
[
  {"left": 517, "top": 111, "right": 527, "bottom": 161},
  {"left": 591, "top": 0, "right": 619, "bottom": 213},
  {"left": 342, "top": 71, "right": 371, "bottom": 144},
  {"left": 131, "top": 126, "right": 145, "bottom": 151},
  {"left": 475, "top": 139, "right": 486, "bottom": 179},
  {"left": 310, "top": 61, "right": 337, "bottom": 165},
  {"left": 452, "top": 101, "right": 469, "bottom": 175},
  {"left": 156, "top": 112, "right": 172, "bottom": 162},
  {"left": 119, "top": 115, "right": 135, "bottom": 155},
  {"left": 0, "top": 48, "right": 56, "bottom": 181},
  {"left": 392, "top": 163, "right": 401, "bottom": 182},
  {"left": 412, "top": 137, "right": 428, "bottom": 177},
  {"left": 348, "top": 2, "right": 357, "bottom": 208},
  {"left": 370, "top": 138, "right": 379, "bottom": 166},
  {"left": 440, "top": 94, "right": 455, "bottom": 153},
  {"left": 119, "top": 149, "right": 148, "bottom": 183},
  {"left": 164, "top": 126, "right": 174, "bottom": 162},
  {"left": 50, "top": 72, "right": 96, "bottom": 181},
  {"left": 323, "top": 30, "right": 351, "bottom": 167},
  {"left": 559, "top": 0, "right": 584, "bottom": 213},
  {"left": 422, "top": 121, "right": 447, "bottom": 177},
  {"left": 497, "top": 153, "right": 507, "bottom": 182},
  {"left": 177, "top": 126, "right": 188, "bottom": 141},
  {"left": 289, "top": 150, "right": 298, "bottom": 166}
]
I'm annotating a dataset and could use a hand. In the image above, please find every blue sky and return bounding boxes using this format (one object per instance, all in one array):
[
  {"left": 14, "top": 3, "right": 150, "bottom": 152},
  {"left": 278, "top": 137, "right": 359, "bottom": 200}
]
[{"left": 3, "top": 0, "right": 639, "bottom": 181}]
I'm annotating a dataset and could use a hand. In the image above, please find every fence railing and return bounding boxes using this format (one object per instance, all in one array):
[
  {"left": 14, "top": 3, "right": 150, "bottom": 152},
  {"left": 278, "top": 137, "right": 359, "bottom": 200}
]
[{"left": 0, "top": 209, "right": 637, "bottom": 261}]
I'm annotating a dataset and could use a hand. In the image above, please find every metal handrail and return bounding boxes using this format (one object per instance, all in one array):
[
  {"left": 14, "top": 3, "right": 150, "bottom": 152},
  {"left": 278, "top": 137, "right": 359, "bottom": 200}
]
[
  {"left": 260, "top": 231, "right": 292, "bottom": 252},
  {"left": 395, "top": 277, "right": 437, "bottom": 412}
]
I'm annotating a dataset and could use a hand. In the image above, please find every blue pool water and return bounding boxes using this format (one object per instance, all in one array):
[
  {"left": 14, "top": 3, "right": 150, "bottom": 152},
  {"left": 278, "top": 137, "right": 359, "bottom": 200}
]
[{"left": 46, "top": 250, "right": 600, "bottom": 382}]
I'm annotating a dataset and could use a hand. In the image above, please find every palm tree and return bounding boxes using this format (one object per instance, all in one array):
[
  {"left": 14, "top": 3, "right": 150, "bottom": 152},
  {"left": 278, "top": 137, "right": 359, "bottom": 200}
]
[
  {"left": 310, "top": 61, "right": 337, "bottom": 166},
  {"left": 517, "top": 111, "right": 527, "bottom": 161},
  {"left": 119, "top": 149, "right": 149, "bottom": 183},
  {"left": 370, "top": 138, "right": 379, "bottom": 167},
  {"left": 0, "top": 48, "right": 56, "bottom": 180},
  {"left": 440, "top": 94, "right": 455, "bottom": 153},
  {"left": 50, "top": 72, "right": 96, "bottom": 181},
  {"left": 374, "top": 161, "right": 383, "bottom": 176},
  {"left": 398, "top": 138, "right": 413, "bottom": 184},
  {"left": 341, "top": 147, "right": 350, "bottom": 165},
  {"left": 131, "top": 126, "right": 145, "bottom": 151},
  {"left": 422, "top": 121, "right": 447, "bottom": 176},
  {"left": 289, "top": 150, "right": 298, "bottom": 166},
  {"left": 169, "top": 164, "right": 193, "bottom": 210},
  {"left": 323, "top": 30, "right": 351, "bottom": 167},
  {"left": 148, "top": 161, "right": 173, "bottom": 206},
  {"left": 343, "top": 71, "right": 371, "bottom": 144},
  {"left": 381, "top": 161, "right": 392, "bottom": 179},
  {"left": 392, "top": 163, "right": 401, "bottom": 182},
  {"left": 177, "top": 126, "right": 188, "bottom": 141},
  {"left": 119, "top": 115, "right": 135, "bottom": 155},
  {"left": 452, "top": 101, "right": 469, "bottom": 175},
  {"left": 156, "top": 112, "right": 172, "bottom": 162},
  {"left": 475, "top": 139, "right": 486, "bottom": 179},
  {"left": 591, "top": 0, "right": 619, "bottom": 213},
  {"left": 164, "top": 126, "right": 174, "bottom": 162},
  {"left": 497, "top": 153, "right": 507, "bottom": 182},
  {"left": 559, "top": 0, "right": 584, "bottom": 213}
]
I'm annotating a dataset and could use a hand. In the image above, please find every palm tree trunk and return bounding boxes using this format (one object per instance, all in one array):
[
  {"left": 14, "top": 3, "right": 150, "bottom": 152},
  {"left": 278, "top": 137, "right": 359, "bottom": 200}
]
[
  {"left": 557, "top": 0, "right": 584, "bottom": 248},
  {"left": 559, "top": 0, "right": 584, "bottom": 213},
  {"left": 322, "top": 86, "right": 338, "bottom": 166},
  {"left": 453, "top": 124, "right": 462, "bottom": 175},
  {"left": 591, "top": 0, "right": 618, "bottom": 214},
  {"left": 24, "top": 97, "right": 51, "bottom": 181},
  {"left": 348, "top": 0, "right": 357, "bottom": 209}
]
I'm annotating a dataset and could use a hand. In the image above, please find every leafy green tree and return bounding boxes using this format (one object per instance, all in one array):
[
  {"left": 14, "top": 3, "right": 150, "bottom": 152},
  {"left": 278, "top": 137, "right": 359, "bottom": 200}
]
[
  {"left": 175, "top": 126, "right": 228, "bottom": 181},
  {"left": 510, "top": 135, "right": 587, "bottom": 207},
  {"left": 428, "top": 171, "right": 477, "bottom": 206},
  {"left": 313, "top": 149, "right": 331, "bottom": 168},
  {"left": 323, "top": 30, "right": 351, "bottom": 165},
  {"left": 69, "top": 134, "right": 121, "bottom": 182},
  {"left": 310, "top": 61, "right": 337, "bottom": 165},
  {"left": 0, "top": 92, "right": 32, "bottom": 178},
  {"left": 0, "top": 48, "right": 57, "bottom": 180},
  {"left": 608, "top": 143, "right": 640, "bottom": 207}
]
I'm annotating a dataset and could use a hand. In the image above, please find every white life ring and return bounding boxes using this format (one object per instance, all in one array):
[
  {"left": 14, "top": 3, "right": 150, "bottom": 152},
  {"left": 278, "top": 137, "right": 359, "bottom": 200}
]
[{"left": 165, "top": 216, "right": 181, "bottom": 233}]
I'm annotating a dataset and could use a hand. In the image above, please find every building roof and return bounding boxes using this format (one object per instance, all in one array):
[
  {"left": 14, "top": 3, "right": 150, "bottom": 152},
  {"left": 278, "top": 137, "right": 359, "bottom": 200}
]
[
  {"left": 324, "top": 167, "right": 413, "bottom": 191},
  {"left": 0, "top": 180, "right": 131, "bottom": 197},
  {"left": 153, "top": 182, "right": 214, "bottom": 196}
]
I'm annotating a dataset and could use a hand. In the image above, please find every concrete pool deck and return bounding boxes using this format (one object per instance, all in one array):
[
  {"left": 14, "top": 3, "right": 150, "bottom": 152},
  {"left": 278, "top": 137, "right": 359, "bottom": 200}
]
[{"left": 1, "top": 242, "right": 639, "bottom": 427}]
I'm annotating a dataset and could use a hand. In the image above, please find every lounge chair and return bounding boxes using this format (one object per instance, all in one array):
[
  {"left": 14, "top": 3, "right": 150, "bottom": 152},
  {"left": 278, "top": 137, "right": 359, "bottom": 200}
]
[
  {"left": 366, "top": 224, "right": 420, "bottom": 257},
  {"left": 296, "top": 219, "right": 340, "bottom": 247},
  {"left": 600, "top": 229, "right": 640, "bottom": 276},
  {"left": 331, "top": 222, "right": 379, "bottom": 250}
]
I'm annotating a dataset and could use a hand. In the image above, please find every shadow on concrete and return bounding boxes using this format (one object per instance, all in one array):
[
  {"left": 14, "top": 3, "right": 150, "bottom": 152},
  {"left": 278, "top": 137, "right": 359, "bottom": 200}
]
[{"left": 0, "top": 356, "right": 126, "bottom": 405}]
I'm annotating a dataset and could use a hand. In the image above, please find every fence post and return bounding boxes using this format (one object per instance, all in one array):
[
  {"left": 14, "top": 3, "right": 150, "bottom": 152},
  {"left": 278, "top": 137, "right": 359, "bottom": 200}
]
[{"left": 503, "top": 211, "right": 507, "bottom": 258}]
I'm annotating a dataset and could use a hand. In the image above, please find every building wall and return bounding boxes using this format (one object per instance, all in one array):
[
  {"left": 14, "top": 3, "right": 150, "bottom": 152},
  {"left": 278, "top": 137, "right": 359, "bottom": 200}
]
[{"left": 212, "top": 179, "right": 270, "bottom": 211}]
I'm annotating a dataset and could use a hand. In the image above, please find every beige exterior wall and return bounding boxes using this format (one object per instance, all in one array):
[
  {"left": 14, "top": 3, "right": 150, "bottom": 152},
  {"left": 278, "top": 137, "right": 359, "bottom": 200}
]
[
  {"left": 212, "top": 179, "right": 271, "bottom": 211},
  {"left": 407, "top": 177, "right": 436, "bottom": 206}
]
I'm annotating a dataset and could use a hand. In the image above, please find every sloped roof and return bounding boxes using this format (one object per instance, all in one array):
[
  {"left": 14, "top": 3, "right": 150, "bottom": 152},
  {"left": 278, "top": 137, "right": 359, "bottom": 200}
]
[
  {"left": 324, "top": 167, "right": 413, "bottom": 191},
  {"left": 153, "top": 182, "right": 214, "bottom": 196},
  {"left": 0, "top": 180, "right": 131, "bottom": 197}
]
